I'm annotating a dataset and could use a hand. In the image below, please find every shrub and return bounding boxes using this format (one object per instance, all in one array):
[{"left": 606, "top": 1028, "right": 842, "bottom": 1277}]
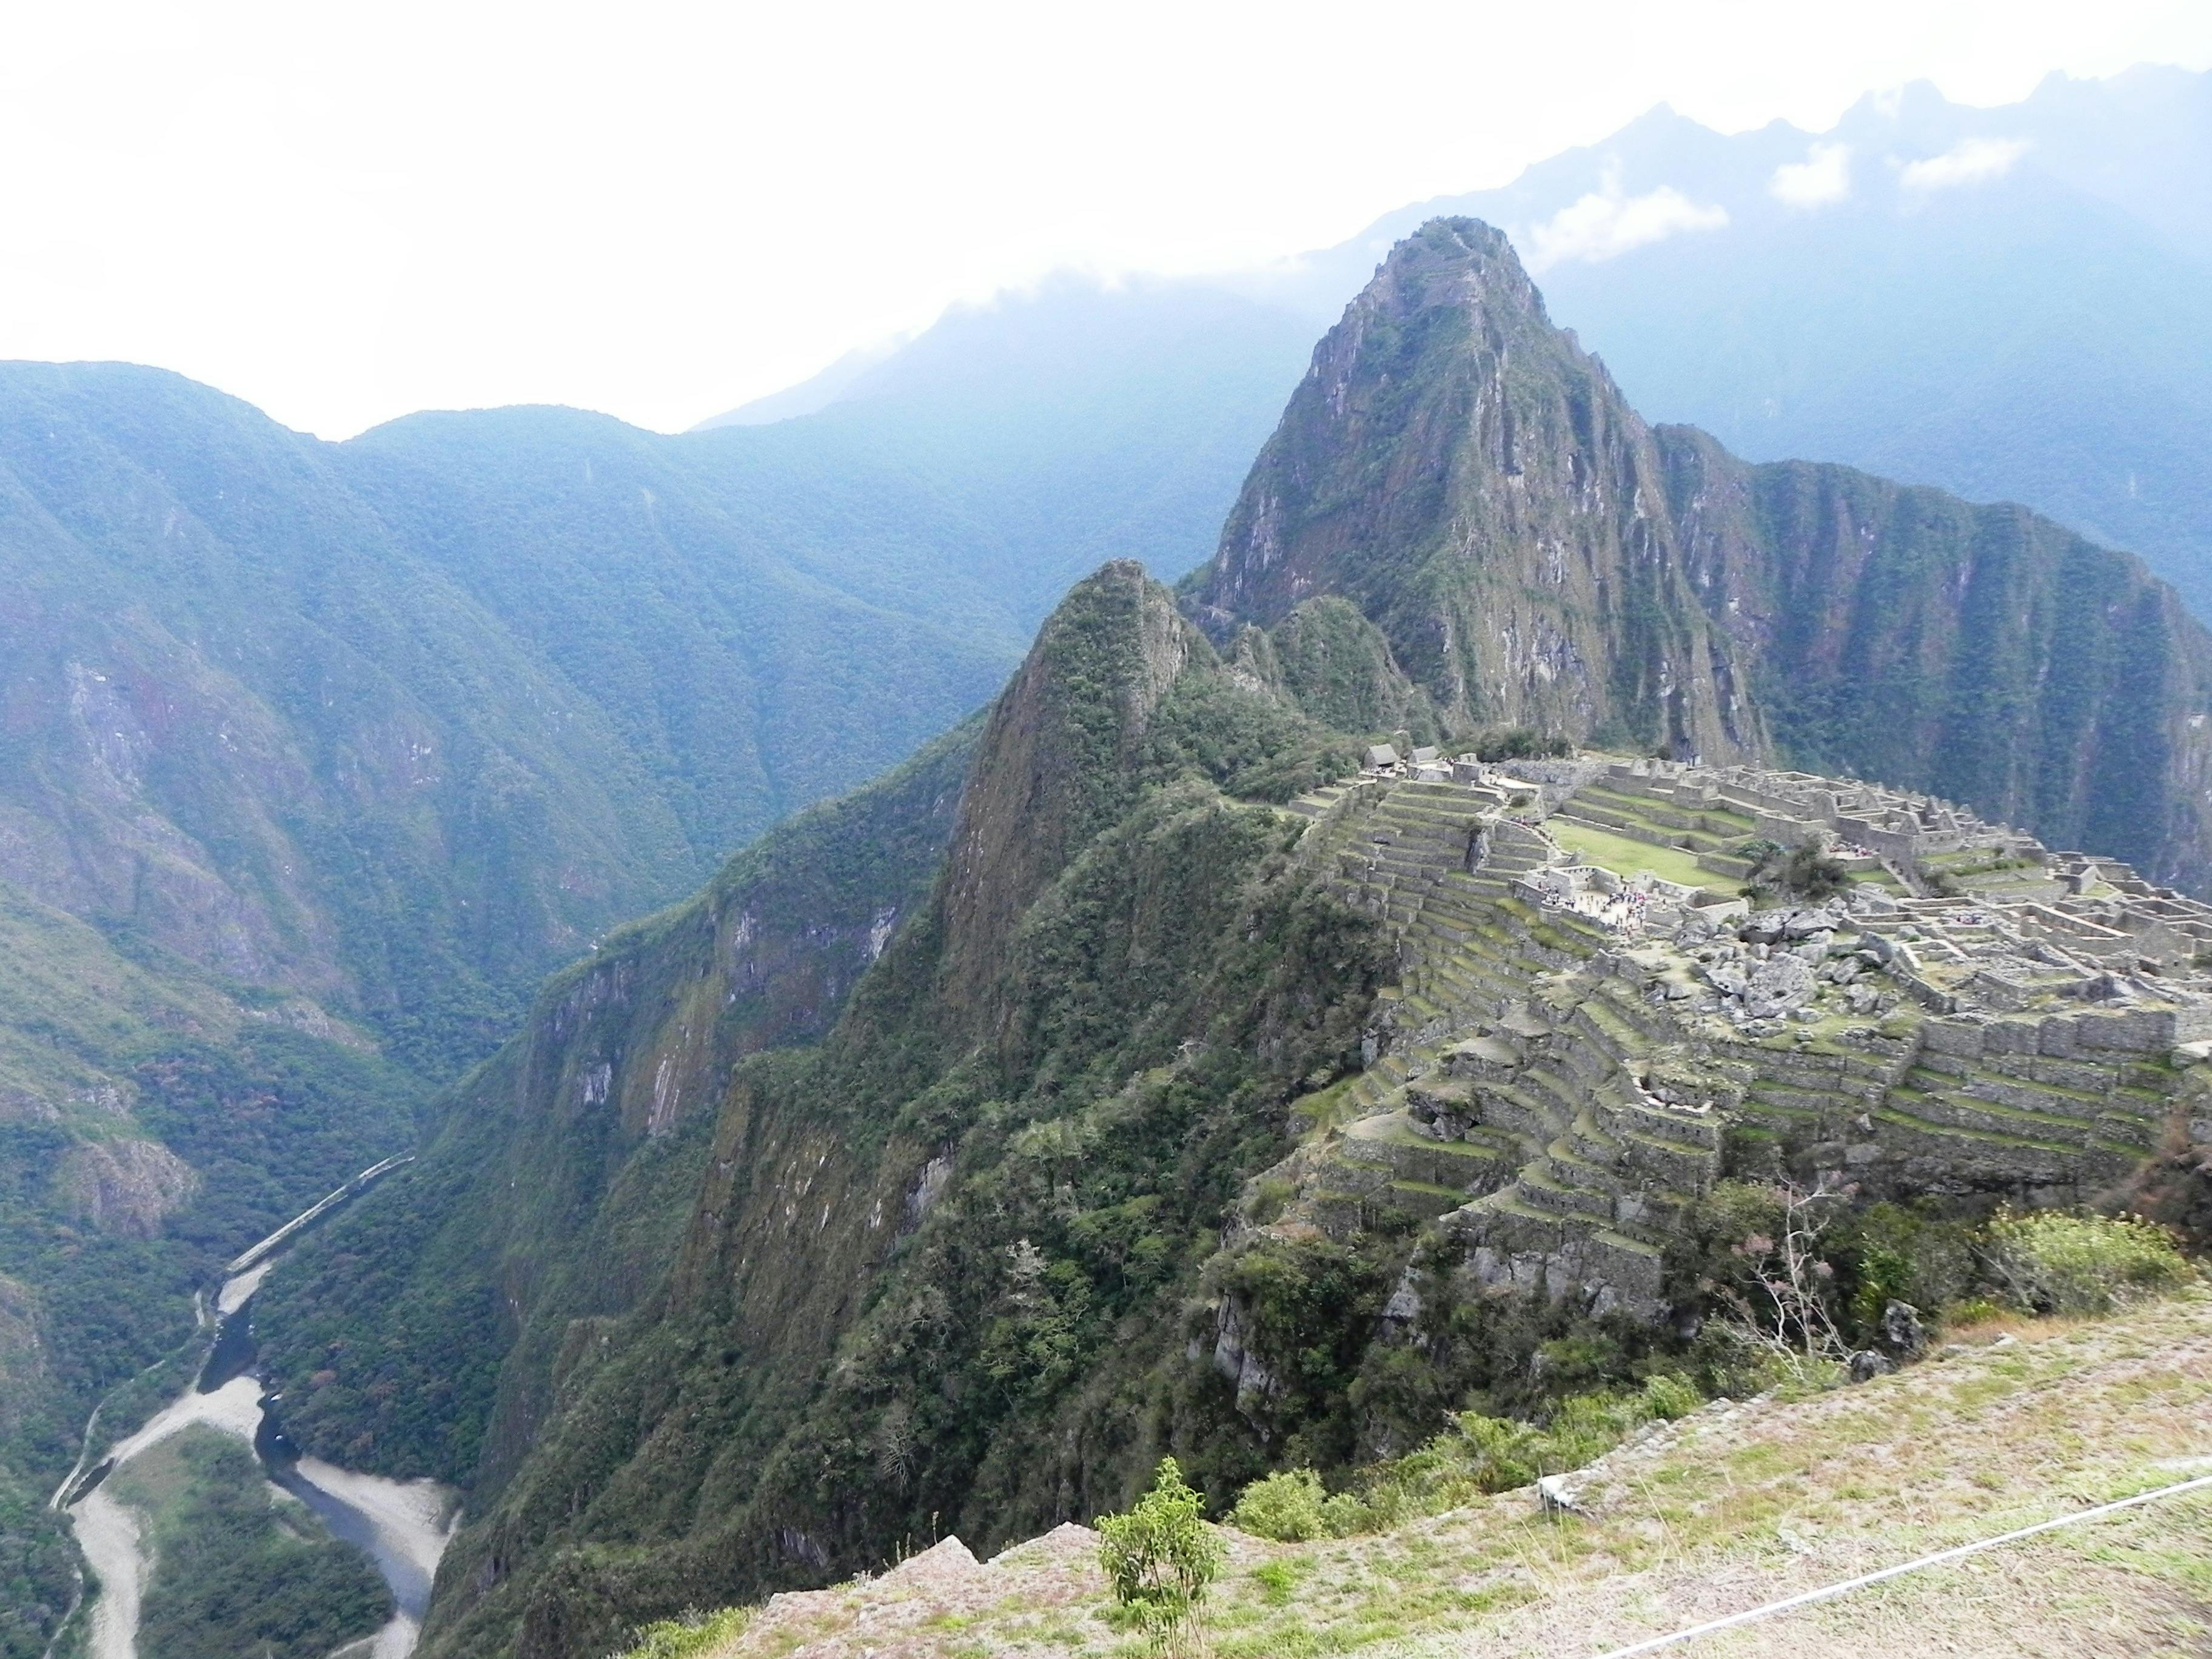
[
  {"left": 1472, "top": 728, "right": 1572, "bottom": 762},
  {"left": 1098, "top": 1458, "right": 1224, "bottom": 1652},
  {"left": 617, "top": 1609, "right": 750, "bottom": 1659},
  {"left": 1225, "top": 1468, "right": 1329, "bottom": 1541},
  {"left": 1983, "top": 1209, "right": 2193, "bottom": 1315},
  {"left": 1638, "top": 1372, "right": 1701, "bottom": 1421},
  {"left": 1942, "top": 1296, "right": 2009, "bottom": 1329},
  {"left": 1840, "top": 1202, "right": 1976, "bottom": 1339},
  {"left": 1225, "top": 1374, "right": 1708, "bottom": 1546},
  {"left": 1746, "top": 843, "right": 1850, "bottom": 903}
]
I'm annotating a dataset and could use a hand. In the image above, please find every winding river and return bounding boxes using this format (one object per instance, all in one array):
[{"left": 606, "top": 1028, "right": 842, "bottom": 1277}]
[{"left": 51, "top": 1157, "right": 458, "bottom": 1659}]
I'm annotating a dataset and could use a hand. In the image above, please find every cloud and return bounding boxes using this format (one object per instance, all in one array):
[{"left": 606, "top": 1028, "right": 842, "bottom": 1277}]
[
  {"left": 1525, "top": 171, "right": 1729, "bottom": 272},
  {"left": 1900, "top": 136, "right": 2029, "bottom": 192},
  {"left": 1769, "top": 142, "right": 1851, "bottom": 208}
]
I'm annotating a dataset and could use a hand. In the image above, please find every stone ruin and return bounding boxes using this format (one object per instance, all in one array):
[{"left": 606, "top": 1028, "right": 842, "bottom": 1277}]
[{"left": 1262, "top": 755, "right": 2212, "bottom": 1323}]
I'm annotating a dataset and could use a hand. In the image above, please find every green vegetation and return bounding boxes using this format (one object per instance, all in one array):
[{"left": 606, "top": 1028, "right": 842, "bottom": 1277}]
[
  {"left": 0, "top": 1472, "right": 76, "bottom": 1659},
  {"left": 1468, "top": 728, "right": 1572, "bottom": 762},
  {"left": 70, "top": 206, "right": 2212, "bottom": 1659},
  {"left": 108, "top": 1427, "right": 390, "bottom": 1659},
  {"left": 1098, "top": 1458, "right": 1222, "bottom": 1652},
  {"left": 311, "top": 555, "right": 2212, "bottom": 1659},
  {"left": 1742, "top": 841, "right": 1852, "bottom": 903},
  {"left": 0, "top": 893, "right": 419, "bottom": 1659},
  {"left": 613, "top": 1608, "right": 751, "bottom": 1659},
  {"left": 1228, "top": 1373, "right": 1701, "bottom": 1542},
  {"left": 0, "top": 357, "right": 1066, "bottom": 1658},
  {"left": 289, "top": 570, "right": 1395, "bottom": 1659},
  {"left": 1983, "top": 1209, "right": 2196, "bottom": 1315},
  {"left": 254, "top": 722, "right": 982, "bottom": 1486},
  {"left": 1544, "top": 821, "right": 1715, "bottom": 891},
  {"left": 597, "top": 1292, "right": 2212, "bottom": 1659}
]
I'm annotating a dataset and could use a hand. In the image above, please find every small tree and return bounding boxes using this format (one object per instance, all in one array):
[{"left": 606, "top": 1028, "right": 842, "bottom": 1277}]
[
  {"left": 1098, "top": 1457, "right": 1223, "bottom": 1654},
  {"left": 1714, "top": 1176, "right": 1853, "bottom": 1381}
]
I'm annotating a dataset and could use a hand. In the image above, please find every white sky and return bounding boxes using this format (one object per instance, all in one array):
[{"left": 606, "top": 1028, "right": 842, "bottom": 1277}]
[{"left": 1, "top": 1, "right": 2206, "bottom": 439}]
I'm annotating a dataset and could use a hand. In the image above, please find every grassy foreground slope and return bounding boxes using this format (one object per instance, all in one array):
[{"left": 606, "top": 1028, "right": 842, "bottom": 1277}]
[{"left": 657, "top": 1290, "right": 2212, "bottom": 1659}]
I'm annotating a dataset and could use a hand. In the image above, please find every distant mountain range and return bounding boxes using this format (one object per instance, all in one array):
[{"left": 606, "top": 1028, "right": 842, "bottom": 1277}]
[
  {"left": 2, "top": 59, "right": 2206, "bottom": 1659},
  {"left": 705, "top": 64, "right": 2212, "bottom": 614}
]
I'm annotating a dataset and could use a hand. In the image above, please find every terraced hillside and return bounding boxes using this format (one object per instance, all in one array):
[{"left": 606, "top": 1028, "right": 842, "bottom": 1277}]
[{"left": 1259, "top": 757, "right": 2208, "bottom": 1321}]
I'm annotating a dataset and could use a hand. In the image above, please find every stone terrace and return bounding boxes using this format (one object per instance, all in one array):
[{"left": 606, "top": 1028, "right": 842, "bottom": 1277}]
[{"left": 1253, "top": 754, "right": 2212, "bottom": 1322}]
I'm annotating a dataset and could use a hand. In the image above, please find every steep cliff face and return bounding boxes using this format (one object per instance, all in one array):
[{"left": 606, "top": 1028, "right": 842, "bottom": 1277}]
[
  {"left": 1188, "top": 217, "right": 2212, "bottom": 891},
  {"left": 1188, "top": 219, "right": 1764, "bottom": 763},
  {"left": 278, "top": 566, "right": 1379, "bottom": 1659},
  {"left": 1658, "top": 431, "right": 2212, "bottom": 891},
  {"left": 254, "top": 720, "right": 979, "bottom": 1489},
  {"left": 938, "top": 563, "right": 1194, "bottom": 1024}
]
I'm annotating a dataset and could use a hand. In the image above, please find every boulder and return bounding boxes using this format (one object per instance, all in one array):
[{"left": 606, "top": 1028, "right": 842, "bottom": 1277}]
[
  {"left": 1742, "top": 954, "right": 1817, "bottom": 1020},
  {"left": 1849, "top": 1349, "right": 1896, "bottom": 1383},
  {"left": 1879, "top": 1299, "right": 1928, "bottom": 1358}
]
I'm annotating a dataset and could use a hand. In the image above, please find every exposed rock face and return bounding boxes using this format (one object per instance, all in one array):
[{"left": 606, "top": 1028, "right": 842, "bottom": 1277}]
[
  {"left": 1188, "top": 218, "right": 1765, "bottom": 765},
  {"left": 50, "top": 1138, "right": 199, "bottom": 1238},
  {"left": 1189, "top": 216, "right": 2212, "bottom": 893}
]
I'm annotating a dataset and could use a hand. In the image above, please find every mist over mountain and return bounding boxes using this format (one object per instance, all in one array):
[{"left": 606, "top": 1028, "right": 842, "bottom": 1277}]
[
  {"left": 715, "top": 65, "right": 2212, "bottom": 609},
  {"left": 703, "top": 276, "right": 1321, "bottom": 618},
  {"left": 8, "top": 56, "right": 2208, "bottom": 1659}
]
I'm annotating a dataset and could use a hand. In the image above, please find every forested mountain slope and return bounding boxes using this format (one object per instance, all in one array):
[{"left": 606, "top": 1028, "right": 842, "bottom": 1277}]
[
  {"left": 258, "top": 563, "right": 1382, "bottom": 1659},
  {"left": 0, "top": 364, "right": 1027, "bottom": 1659}
]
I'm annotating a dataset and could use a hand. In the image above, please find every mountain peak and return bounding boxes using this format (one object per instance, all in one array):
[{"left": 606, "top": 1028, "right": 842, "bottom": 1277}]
[{"left": 1188, "top": 215, "right": 1755, "bottom": 763}]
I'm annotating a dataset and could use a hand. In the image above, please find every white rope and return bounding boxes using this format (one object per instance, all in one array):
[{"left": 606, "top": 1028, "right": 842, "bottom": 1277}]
[{"left": 1587, "top": 1471, "right": 2212, "bottom": 1657}]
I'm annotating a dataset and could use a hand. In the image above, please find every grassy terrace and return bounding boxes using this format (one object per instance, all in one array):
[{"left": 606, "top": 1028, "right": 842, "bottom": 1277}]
[
  {"left": 667, "top": 1290, "right": 2212, "bottom": 1659},
  {"left": 1545, "top": 820, "right": 1721, "bottom": 891}
]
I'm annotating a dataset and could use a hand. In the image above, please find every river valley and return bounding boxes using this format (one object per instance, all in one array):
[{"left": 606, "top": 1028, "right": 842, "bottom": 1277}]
[{"left": 51, "top": 1160, "right": 456, "bottom": 1659}]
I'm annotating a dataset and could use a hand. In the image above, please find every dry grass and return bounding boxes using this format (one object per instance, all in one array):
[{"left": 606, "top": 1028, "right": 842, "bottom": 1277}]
[{"left": 689, "top": 1290, "right": 2212, "bottom": 1658}]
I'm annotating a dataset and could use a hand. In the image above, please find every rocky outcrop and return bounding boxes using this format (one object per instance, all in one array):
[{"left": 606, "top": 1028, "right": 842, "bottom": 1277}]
[
  {"left": 939, "top": 560, "right": 1198, "bottom": 1024},
  {"left": 50, "top": 1138, "right": 199, "bottom": 1238}
]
